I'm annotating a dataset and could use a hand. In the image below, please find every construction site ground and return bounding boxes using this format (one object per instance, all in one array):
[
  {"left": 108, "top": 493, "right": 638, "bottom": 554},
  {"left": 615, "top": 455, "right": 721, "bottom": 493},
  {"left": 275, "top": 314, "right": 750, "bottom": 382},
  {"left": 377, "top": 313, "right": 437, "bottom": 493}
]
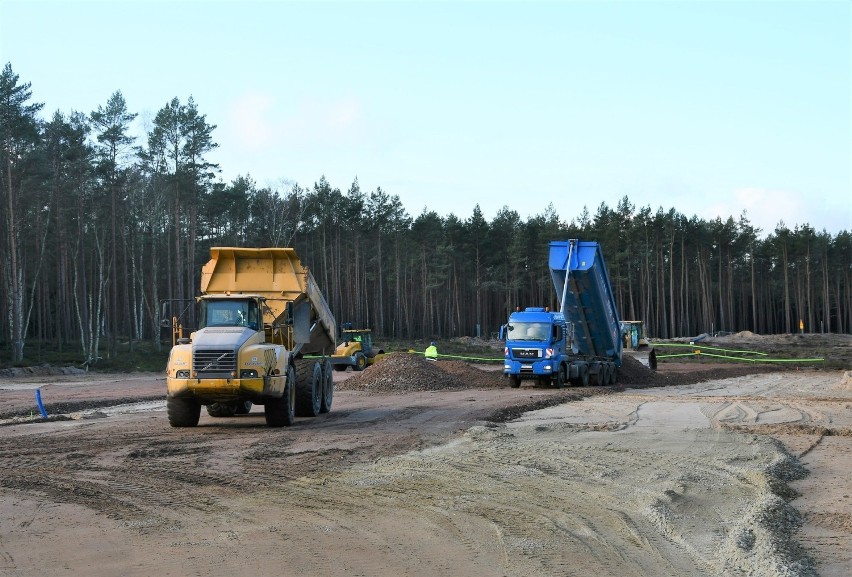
[{"left": 0, "top": 332, "right": 850, "bottom": 577}]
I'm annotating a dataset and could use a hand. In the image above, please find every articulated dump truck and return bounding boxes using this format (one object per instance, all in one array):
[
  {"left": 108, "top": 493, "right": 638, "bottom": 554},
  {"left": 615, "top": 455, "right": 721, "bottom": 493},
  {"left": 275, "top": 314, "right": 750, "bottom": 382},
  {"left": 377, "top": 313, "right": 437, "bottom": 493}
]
[{"left": 165, "top": 247, "right": 337, "bottom": 427}]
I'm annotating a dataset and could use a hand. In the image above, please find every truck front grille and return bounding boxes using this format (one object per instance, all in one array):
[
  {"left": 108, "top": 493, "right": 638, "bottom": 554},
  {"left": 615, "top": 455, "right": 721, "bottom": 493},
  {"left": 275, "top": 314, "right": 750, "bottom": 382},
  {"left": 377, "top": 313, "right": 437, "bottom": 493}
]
[
  {"left": 514, "top": 348, "right": 541, "bottom": 359},
  {"left": 193, "top": 349, "right": 237, "bottom": 375}
]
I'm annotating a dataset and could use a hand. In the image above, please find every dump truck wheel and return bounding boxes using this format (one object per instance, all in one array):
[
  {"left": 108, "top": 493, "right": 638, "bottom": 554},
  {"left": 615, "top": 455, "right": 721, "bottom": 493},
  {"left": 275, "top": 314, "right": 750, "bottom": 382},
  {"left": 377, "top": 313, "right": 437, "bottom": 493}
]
[
  {"left": 353, "top": 352, "right": 367, "bottom": 371},
  {"left": 234, "top": 400, "right": 252, "bottom": 415},
  {"left": 265, "top": 366, "right": 296, "bottom": 427},
  {"left": 580, "top": 365, "right": 590, "bottom": 387},
  {"left": 556, "top": 365, "right": 567, "bottom": 389},
  {"left": 590, "top": 363, "right": 603, "bottom": 386},
  {"left": 206, "top": 402, "right": 237, "bottom": 418},
  {"left": 295, "top": 359, "right": 322, "bottom": 417},
  {"left": 599, "top": 364, "right": 608, "bottom": 386},
  {"left": 320, "top": 358, "right": 333, "bottom": 414},
  {"left": 167, "top": 397, "right": 201, "bottom": 427},
  {"left": 509, "top": 375, "right": 521, "bottom": 388}
]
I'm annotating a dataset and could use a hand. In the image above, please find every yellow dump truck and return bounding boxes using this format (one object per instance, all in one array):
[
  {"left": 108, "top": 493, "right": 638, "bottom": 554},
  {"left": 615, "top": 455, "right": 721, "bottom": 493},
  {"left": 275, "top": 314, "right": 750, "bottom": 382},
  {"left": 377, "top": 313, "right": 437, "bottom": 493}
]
[{"left": 164, "top": 247, "right": 337, "bottom": 427}]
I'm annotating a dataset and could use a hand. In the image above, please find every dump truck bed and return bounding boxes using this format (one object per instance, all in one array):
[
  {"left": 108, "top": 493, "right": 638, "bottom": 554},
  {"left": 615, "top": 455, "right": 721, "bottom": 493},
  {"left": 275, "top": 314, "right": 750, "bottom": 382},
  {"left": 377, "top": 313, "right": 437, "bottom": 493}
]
[
  {"left": 549, "top": 240, "right": 622, "bottom": 366},
  {"left": 200, "top": 247, "right": 336, "bottom": 355}
]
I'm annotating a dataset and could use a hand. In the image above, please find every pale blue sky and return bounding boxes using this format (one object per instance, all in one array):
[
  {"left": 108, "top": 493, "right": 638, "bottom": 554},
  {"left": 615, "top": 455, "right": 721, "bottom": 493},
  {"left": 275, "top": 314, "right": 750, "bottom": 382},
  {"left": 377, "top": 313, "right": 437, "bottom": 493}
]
[{"left": 2, "top": 0, "right": 850, "bottom": 236}]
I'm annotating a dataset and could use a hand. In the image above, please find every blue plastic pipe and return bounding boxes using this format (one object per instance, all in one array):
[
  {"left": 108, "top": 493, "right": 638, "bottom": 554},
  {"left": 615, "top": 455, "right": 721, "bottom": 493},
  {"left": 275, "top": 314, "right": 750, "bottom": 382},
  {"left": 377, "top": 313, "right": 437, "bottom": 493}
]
[{"left": 35, "top": 389, "right": 48, "bottom": 419}]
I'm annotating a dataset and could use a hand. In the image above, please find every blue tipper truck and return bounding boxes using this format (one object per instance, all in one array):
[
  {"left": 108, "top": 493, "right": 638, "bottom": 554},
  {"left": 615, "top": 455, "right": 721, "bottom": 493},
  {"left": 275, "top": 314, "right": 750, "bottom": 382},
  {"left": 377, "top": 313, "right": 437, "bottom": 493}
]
[{"left": 501, "top": 239, "right": 623, "bottom": 388}]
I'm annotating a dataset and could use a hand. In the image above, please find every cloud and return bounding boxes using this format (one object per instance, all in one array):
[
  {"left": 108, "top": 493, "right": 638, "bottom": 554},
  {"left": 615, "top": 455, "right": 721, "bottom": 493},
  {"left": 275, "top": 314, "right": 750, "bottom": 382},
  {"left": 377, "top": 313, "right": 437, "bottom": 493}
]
[
  {"left": 280, "top": 95, "right": 365, "bottom": 147},
  {"left": 702, "top": 187, "right": 809, "bottom": 235},
  {"left": 225, "top": 91, "right": 365, "bottom": 156},
  {"left": 228, "top": 91, "right": 278, "bottom": 151}
]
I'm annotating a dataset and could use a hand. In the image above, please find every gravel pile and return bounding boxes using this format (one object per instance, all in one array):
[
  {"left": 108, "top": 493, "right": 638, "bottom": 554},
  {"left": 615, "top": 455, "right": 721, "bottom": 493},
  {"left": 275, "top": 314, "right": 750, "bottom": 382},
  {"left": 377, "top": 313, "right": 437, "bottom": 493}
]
[
  {"left": 337, "top": 354, "right": 506, "bottom": 393},
  {"left": 0, "top": 365, "right": 86, "bottom": 377},
  {"left": 335, "top": 350, "right": 786, "bottom": 394}
]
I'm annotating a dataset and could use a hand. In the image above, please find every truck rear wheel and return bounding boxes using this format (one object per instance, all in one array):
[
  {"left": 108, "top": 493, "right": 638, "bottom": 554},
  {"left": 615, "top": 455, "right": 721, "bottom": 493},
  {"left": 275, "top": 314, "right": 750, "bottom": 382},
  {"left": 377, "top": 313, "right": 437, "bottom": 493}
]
[
  {"left": 590, "top": 363, "right": 603, "bottom": 386},
  {"left": 265, "top": 365, "right": 296, "bottom": 427},
  {"left": 295, "top": 359, "right": 322, "bottom": 417},
  {"left": 579, "top": 365, "right": 590, "bottom": 387},
  {"left": 167, "top": 397, "right": 201, "bottom": 427},
  {"left": 320, "top": 357, "right": 333, "bottom": 413}
]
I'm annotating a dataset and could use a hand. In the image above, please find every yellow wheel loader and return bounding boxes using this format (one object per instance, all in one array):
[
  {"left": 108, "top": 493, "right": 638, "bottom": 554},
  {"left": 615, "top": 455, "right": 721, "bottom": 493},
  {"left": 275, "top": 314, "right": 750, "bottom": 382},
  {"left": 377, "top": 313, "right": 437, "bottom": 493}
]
[
  {"left": 330, "top": 325, "right": 385, "bottom": 371},
  {"left": 620, "top": 320, "right": 657, "bottom": 370}
]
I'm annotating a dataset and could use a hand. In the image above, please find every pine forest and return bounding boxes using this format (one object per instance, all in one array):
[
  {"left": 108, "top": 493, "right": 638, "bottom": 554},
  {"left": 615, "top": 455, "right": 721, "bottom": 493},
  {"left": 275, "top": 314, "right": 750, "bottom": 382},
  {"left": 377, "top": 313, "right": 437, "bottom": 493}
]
[{"left": 2, "top": 63, "right": 850, "bottom": 365}]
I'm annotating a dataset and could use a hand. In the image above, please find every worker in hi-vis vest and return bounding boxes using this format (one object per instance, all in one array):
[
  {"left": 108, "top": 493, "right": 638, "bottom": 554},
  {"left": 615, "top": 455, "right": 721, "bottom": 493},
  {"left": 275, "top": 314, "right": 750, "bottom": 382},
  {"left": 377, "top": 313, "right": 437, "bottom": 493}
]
[{"left": 425, "top": 341, "right": 438, "bottom": 361}]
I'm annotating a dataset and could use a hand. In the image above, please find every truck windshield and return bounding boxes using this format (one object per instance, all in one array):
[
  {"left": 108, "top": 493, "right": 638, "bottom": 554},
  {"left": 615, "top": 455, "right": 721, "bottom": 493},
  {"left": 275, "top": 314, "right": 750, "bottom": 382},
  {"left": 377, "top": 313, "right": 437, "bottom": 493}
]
[
  {"left": 507, "top": 322, "right": 550, "bottom": 341},
  {"left": 200, "top": 300, "right": 258, "bottom": 329}
]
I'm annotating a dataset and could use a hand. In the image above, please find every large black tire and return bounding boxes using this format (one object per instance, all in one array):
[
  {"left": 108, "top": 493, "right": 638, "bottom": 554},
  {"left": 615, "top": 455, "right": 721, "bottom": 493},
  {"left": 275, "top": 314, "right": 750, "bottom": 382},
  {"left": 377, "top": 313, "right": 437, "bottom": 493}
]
[
  {"left": 320, "top": 357, "right": 334, "bottom": 414},
  {"left": 265, "top": 365, "right": 296, "bottom": 427},
  {"left": 579, "top": 364, "right": 590, "bottom": 387},
  {"left": 234, "top": 400, "right": 253, "bottom": 415},
  {"left": 206, "top": 402, "right": 237, "bottom": 418},
  {"left": 590, "top": 362, "right": 603, "bottom": 386},
  {"left": 295, "top": 359, "right": 322, "bottom": 417},
  {"left": 555, "top": 364, "right": 567, "bottom": 389},
  {"left": 353, "top": 352, "right": 367, "bottom": 371},
  {"left": 509, "top": 375, "right": 522, "bottom": 388},
  {"left": 167, "top": 396, "right": 201, "bottom": 427},
  {"left": 648, "top": 349, "right": 658, "bottom": 371}
]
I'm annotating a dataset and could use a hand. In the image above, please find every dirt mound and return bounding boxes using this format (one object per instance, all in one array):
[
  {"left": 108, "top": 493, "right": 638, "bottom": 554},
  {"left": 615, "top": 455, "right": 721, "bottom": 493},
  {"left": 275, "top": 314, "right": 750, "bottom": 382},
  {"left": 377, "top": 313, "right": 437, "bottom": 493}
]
[
  {"left": 337, "top": 352, "right": 785, "bottom": 394},
  {"left": 620, "top": 354, "right": 788, "bottom": 388},
  {"left": 337, "top": 353, "right": 506, "bottom": 393},
  {"left": 0, "top": 365, "right": 86, "bottom": 378},
  {"left": 617, "top": 355, "right": 661, "bottom": 385}
]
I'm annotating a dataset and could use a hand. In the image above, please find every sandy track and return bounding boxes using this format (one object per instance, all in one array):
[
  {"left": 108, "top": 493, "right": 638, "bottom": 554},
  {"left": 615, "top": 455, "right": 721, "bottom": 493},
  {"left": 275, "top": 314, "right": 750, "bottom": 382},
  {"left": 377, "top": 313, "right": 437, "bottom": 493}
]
[{"left": 0, "top": 368, "right": 850, "bottom": 576}]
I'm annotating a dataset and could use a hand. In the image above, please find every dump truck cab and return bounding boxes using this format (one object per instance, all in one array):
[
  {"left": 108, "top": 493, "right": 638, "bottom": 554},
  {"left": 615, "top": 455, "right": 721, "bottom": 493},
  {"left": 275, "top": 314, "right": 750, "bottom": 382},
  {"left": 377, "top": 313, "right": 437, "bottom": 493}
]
[
  {"left": 502, "top": 307, "right": 572, "bottom": 388},
  {"left": 200, "top": 297, "right": 261, "bottom": 330}
]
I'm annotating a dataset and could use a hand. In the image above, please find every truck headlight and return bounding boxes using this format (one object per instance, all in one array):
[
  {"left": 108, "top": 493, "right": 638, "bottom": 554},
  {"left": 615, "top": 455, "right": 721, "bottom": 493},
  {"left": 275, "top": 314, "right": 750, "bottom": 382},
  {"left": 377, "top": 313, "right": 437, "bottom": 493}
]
[
  {"left": 240, "top": 369, "right": 258, "bottom": 378},
  {"left": 176, "top": 370, "right": 190, "bottom": 379}
]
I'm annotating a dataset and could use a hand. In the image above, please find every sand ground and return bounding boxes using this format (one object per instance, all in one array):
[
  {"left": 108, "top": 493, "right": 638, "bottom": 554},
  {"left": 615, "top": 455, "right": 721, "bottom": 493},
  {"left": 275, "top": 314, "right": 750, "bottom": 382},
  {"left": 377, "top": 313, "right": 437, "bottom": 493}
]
[{"left": 0, "top": 353, "right": 850, "bottom": 576}]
